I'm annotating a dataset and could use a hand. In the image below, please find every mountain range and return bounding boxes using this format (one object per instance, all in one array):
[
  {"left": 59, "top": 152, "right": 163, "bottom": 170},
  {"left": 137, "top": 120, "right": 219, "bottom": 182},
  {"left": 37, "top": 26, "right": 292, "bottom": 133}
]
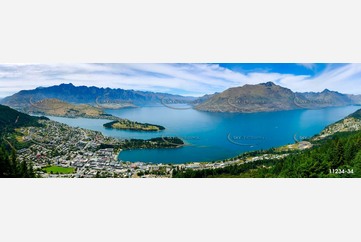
[
  {"left": 1, "top": 82, "right": 361, "bottom": 113},
  {"left": 195, "top": 82, "right": 361, "bottom": 112},
  {"left": 0, "top": 83, "right": 195, "bottom": 110}
]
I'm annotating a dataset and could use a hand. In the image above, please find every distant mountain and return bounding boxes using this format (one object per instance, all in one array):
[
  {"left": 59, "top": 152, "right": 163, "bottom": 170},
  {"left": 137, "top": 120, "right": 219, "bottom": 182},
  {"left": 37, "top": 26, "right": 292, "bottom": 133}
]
[
  {"left": 195, "top": 82, "right": 361, "bottom": 113},
  {"left": 348, "top": 94, "right": 361, "bottom": 104},
  {"left": 192, "top": 93, "right": 218, "bottom": 105},
  {"left": 294, "top": 89, "right": 353, "bottom": 108},
  {"left": 0, "top": 83, "right": 196, "bottom": 110}
]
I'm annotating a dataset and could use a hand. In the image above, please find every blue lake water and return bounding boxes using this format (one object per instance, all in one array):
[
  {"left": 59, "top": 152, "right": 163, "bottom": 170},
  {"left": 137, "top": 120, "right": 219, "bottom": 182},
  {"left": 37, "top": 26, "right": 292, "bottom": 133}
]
[{"left": 48, "top": 105, "right": 361, "bottom": 164}]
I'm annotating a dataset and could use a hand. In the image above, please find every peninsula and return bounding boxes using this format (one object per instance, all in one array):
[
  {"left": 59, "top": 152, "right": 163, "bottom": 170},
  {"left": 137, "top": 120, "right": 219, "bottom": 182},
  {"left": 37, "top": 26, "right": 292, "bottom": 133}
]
[{"left": 22, "top": 98, "right": 166, "bottom": 132}]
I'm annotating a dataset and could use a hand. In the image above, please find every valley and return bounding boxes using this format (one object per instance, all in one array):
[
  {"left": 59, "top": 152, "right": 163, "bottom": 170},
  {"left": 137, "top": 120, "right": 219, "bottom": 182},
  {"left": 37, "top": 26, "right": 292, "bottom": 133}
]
[{"left": 2, "top": 79, "right": 361, "bottom": 178}]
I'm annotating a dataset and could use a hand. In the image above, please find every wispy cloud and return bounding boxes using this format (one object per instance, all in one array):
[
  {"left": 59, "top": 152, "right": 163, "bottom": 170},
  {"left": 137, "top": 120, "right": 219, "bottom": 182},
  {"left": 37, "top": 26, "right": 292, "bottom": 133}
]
[
  {"left": 296, "top": 63, "right": 317, "bottom": 70},
  {"left": 280, "top": 64, "right": 361, "bottom": 93},
  {"left": 0, "top": 63, "right": 361, "bottom": 98}
]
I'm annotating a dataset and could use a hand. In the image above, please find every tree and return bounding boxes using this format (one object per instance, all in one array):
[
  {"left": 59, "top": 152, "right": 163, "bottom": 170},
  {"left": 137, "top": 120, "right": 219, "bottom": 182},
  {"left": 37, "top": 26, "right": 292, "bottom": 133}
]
[
  {"left": 9, "top": 149, "right": 18, "bottom": 177},
  {"left": 28, "top": 162, "right": 35, "bottom": 178},
  {"left": 0, "top": 147, "right": 10, "bottom": 177}
]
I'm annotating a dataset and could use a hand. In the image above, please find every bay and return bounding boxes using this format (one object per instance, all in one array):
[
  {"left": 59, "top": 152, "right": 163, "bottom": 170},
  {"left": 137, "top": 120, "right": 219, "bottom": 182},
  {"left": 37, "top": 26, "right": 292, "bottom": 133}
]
[{"left": 47, "top": 105, "right": 361, "bottom": 164}]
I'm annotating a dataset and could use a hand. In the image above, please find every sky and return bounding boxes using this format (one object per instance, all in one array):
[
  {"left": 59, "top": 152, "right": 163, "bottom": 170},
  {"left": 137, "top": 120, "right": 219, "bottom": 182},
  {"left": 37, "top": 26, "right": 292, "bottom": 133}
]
[{"left": 0, "top": 63, "right": 361, "bottom": 98}]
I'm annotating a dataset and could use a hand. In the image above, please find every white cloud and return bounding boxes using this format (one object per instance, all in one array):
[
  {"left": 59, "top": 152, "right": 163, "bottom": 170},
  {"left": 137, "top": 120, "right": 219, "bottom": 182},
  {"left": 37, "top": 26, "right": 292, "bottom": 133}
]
[
  {"left": 281, "top": 64, "right": 361, "bottom": 93},
  {"left": 296, "top": 63, "right": 316, "bottom": 70}
]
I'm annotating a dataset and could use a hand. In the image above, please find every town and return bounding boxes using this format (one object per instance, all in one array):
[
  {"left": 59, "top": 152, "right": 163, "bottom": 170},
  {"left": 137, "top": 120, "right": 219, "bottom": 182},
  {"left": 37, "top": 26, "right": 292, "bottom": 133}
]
[{"left": 14, "top": 119, "right": 292, "bottom": 178}]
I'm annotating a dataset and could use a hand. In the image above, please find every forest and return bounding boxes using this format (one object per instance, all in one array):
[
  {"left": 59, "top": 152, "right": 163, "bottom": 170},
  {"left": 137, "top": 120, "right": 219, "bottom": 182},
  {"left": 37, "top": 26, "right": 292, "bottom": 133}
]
[
  {"left": 0, "top": 104, "right": 42, "bottom": 177},
  {"left": 173, "top": 130, "right": 361, "bottom": 178},
  {"left": 0, "top": 145, "right": 35, "bottom": 178}
]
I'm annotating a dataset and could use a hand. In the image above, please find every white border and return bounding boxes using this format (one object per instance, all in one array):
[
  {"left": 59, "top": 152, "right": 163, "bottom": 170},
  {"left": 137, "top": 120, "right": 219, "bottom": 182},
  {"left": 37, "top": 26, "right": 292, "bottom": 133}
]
[
  {"left": 1, "top": 1, "right": 361, "bottom": 241},
  {"left": 2, "top": 179, "right": 361, "bottom": 242},
  {"left": 0, "top": 0, "right": 361, "bottom": 63}
]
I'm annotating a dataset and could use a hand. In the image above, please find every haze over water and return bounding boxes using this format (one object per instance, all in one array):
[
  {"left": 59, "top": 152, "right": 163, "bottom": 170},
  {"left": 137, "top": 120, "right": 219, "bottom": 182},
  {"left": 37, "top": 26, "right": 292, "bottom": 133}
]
[{"left": 48, "top": 105, "right": 361, "bottom": 164}]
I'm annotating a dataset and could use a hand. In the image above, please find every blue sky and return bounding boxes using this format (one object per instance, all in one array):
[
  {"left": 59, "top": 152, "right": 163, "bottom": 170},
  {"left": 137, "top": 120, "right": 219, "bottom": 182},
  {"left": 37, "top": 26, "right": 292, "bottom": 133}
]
[{"left": 0, "top": 63, "right": 360, "bottom": 97}]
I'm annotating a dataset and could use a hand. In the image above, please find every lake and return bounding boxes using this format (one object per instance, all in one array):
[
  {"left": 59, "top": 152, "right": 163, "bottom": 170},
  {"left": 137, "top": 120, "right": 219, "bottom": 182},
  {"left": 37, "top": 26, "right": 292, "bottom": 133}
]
[{"left": 48, "top": 105, "right": 361, "bottom": 163}]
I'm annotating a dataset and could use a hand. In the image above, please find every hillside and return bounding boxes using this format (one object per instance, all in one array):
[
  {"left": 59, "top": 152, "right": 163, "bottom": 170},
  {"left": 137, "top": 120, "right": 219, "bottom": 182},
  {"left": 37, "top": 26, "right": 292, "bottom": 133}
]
[
  {"left": 195, "top": 82, "right": 361, "bottom": 113},
  {"left": 348, "top": 108, "right": 361, "bottom": 119},
  {"left": 24, "top": 98, "right": 112, "bottom": 119},
  {"left": 314, "top": 108, "right": 361, "bottom": 140},
  {"left": 0, "top": 105, "right": 44, "bottom": 178},
  {"left": 173, "top": 130, "right": 361, "bottom": 178},
  {"left": 0, "top": 104, "right": 45, "bottom": 135},
  {"left": 0, "top": 104, "right": 46, "bottom": 150},
  {"left": 0, "top": 83, "right": 195, "bottom": 109}
]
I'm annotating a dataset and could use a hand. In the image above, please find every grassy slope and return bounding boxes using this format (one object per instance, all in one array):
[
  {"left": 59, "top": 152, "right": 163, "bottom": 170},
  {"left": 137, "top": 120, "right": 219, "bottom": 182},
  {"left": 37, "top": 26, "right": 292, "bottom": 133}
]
[{"left": 26, "top": 98, "right": 105, "bottom": 117}]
